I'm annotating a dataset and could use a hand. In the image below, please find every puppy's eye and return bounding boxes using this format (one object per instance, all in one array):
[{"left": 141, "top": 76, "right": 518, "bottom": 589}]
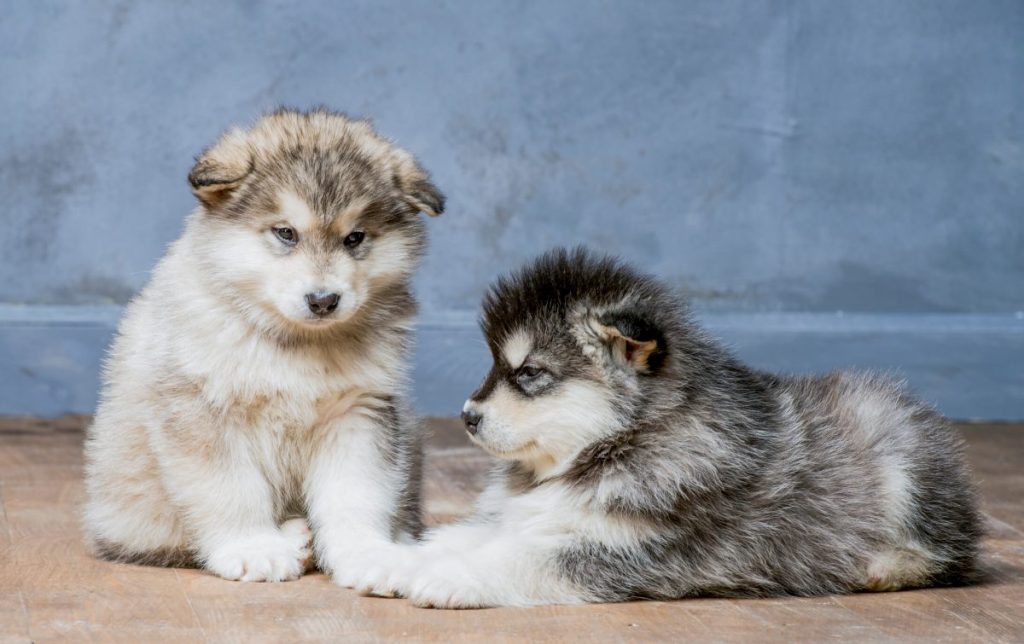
[
  {"left": 343, "top": 231, "right": 366, "bottom": 248},
  {"left": 516, "top": 365, "right": 547, "bottom": 388},
  {"left": 520, "top": 365, "right": 544, "bottom": 378},
  {"left": 273, "top": 226, "right": 298, "bottom": 245}
]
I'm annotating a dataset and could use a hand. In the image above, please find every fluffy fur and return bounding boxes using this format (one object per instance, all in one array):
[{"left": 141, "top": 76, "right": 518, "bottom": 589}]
[
  {"left": 353, "top": 247, "right": 982, "bottom": 607},
  {"left": 83, "top": 108, "right": 444, "bottom": 583}
]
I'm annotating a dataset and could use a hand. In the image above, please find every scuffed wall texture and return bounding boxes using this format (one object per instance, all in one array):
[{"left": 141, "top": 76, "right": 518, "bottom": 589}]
[{"left": 1, "top": 0, "right": 1021, "bottom": 315}]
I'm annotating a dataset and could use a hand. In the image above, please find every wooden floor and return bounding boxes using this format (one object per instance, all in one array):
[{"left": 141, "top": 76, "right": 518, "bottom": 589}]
[{"left": 1, "top": 417, "right": 1022, "bottom": 643}]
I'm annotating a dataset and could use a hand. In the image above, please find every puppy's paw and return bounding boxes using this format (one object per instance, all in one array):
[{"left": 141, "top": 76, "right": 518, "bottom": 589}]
[
  {"left": 353, "top": 557, "right": 421, "bottom": 598},
  {"left": 352, "top": 566, "right": 402, "bottom": 598},
  {"left": 327, "top": 543, "right": 407, "bottom": 590},
  {"left": 864, "top": 547, "right": 932, "bottom": 592},
  {"left": 205, "top": 525, "right": 311, "bottom": 582},
  {"left": 279, "top": 517, "right": 315, "bottom": 571},
  {"left": 405, "top": 563, "right": 491, "bottom": 609}
]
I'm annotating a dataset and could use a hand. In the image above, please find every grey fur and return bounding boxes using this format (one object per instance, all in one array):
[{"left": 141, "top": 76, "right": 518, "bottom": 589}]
[{"left": 473, "top": 247, "right": 981, "bottom": 601}]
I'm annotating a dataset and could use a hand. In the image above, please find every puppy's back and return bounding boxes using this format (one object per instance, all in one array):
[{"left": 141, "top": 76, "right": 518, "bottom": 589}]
[{"left": 773, "top": 371, "right": 982, "bottom": 586}]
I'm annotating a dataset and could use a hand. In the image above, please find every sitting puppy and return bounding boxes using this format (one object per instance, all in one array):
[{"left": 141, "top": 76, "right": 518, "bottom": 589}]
[
  {"left": 355, "top": 247, "right": 981, "bottom": 607},
  {"left": 83, "top": 108, "right": 444, "bottom": 583}
]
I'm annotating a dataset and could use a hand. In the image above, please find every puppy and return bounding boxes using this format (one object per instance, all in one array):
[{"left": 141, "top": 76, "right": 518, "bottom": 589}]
[
  {"left": 83, "top": 108, "right": 444, "bottom": 583},
  {"left": 355, "top": 247, "right": 981, "bottom": 607}
]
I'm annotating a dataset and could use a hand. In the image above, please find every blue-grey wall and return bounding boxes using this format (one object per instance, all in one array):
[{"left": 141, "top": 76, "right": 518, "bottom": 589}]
[{"left": 1, "top": 1, "right": 1022, "bottom": 418}]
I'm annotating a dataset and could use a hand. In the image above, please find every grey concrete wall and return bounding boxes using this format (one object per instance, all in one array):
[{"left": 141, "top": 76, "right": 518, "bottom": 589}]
[{"left": 1, "top": 1, "right": 1022, "bottom": 418}]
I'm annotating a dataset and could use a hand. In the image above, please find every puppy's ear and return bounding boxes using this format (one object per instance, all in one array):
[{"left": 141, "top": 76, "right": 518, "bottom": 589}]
[
  {"left": 392, "top": 150, "right": 445, "bottom": 216},
  {"left": 187, "top": 128, "right": 253, "bottom": 208},
  {"left": 405, "top": 176, "right": 445, "bottom": 217},
  {"left": 592, "top": 310, "right": 666, "bottom": 373}
]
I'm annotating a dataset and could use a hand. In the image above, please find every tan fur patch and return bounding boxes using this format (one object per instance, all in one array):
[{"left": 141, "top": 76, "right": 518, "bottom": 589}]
[
  {"left": 189, "top": 127, "right": 252, "bottom": 207},
  {"left": 592, "top": 321, "right": 659, "bottom": 371},
  {"left": 328, "top": 197, "right": 372, "bottom": 236}
]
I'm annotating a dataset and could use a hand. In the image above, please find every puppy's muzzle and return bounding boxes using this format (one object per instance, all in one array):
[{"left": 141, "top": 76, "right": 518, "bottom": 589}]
[{"left": 305, "top": 291, "right": 340, "bottom": 316}]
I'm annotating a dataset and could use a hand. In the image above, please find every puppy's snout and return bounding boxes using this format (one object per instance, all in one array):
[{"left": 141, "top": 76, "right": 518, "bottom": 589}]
[
  {"left": 305, "top": 291, "right": 340, "bottom": 316},
  {"left": 461, "top": 409, "right": 483, "bottom": 435}
]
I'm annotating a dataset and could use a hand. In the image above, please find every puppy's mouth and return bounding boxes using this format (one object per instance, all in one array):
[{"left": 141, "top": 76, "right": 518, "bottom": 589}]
[
  {"left": 468, "top": 432, "right": 539, "bottom": 460},
  {"left": 290, "top": 306, "right": 360, "bottom": 327}
]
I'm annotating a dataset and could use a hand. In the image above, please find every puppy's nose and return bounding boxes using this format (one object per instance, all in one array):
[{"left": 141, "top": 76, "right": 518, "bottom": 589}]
[
  {"left": 461, "top": 409, "right": 483, "bottom": 435},
  {"left": 305, "top": 291, "right": 340, "bottom": 316}
]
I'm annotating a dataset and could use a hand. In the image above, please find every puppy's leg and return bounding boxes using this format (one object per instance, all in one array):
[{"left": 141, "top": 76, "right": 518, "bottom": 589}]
[
  {"left": 84, "top": 416, "right": 192, "bottom": 565},
  {"left": 353, "top": 520, "right": 497, "bottom": 597},
  {"left": 155, "top": 426, "right": 309, "bottom": 582},
  {"left": 864, "top": 545, "right": 934, "bottom": 591},
  {"left": 401, "top": 533, "right": 586, "bottom": 608},
  {"left": 306, "top": 403, "right": 416, "bottom": 587}
]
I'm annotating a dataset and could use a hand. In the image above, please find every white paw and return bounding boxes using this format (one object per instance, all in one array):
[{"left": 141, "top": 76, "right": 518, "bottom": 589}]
[
  {"left": 205, "top": 520, "right": 312, "bottom": 582},
  {"left": 352, "top": 557, "right": 420, "bottom": 598},
  {"left": 328, "top": 543, "right": 410, "bottom": 591},
  {"left": 405, "top": 563, "right": 490, "bottom": 609},
  {"left": 864, "top": 547, "right": 932, "bottom": 592}
]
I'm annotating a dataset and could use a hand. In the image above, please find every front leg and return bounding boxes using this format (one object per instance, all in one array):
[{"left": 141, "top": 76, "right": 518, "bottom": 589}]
[
  {"left": 357, "top": 503, "right": 588, "bottom": 608},
  {"left": 306, "top": 400, "right": 420, "bottom": 587},
  {"left": 402, "top": 531, "right": 587, "bottom": 608},
  {"left": 152, "top": 419, "right": 311, "bottom": 582},
  {"left": 353, "top": 520, "right": 497, "bottom": 597}
]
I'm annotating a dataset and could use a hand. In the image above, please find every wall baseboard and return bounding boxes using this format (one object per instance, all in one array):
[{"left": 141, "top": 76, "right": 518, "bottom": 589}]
[{"left": 1, "top": 306, "right": 1021, "bottom": 420}]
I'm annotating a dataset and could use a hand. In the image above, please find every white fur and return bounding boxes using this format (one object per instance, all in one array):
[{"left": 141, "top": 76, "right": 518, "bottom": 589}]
[
  {"left": 501, "top": 329, "right": 533, "bottom": 369},
  {"left": 207, "top": 191, "right": 369, "bottom": 326},
  {"left": 276, "top": 189, "right": 319, "bottom": 231},
  {"left": 355, "top": 476, "right": 655, "bottom": 607},
  {"left": 84, "top": 211, "right": 414, "bottom": 582},
  {"left": 464, "top": 379, "right": 621, "bottom": 480},
  {"left": 306, "top": 402, "right": 411, "bottom": 586}
]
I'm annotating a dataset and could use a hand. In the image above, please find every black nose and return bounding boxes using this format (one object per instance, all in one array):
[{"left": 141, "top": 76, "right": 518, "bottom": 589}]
[
  {"left": 305, "top": 291, "right": 340, "bottom": 316},
  {"left": 461, "top": 409, "right": 483, "bottom": 435}
]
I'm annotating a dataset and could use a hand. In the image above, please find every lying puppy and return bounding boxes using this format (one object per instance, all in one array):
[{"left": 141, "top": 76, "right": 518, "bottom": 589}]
[
  {"left": 356, "top": 247, "right": 981, "bottom": 607},
  {"left": 83, "top": 108, "right": 444, "bottom": 583}
]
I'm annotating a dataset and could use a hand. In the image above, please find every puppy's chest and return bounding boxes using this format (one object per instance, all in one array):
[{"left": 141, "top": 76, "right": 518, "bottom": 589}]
[
  {"left": 202, "top": 365, "right": 391, "bottom": 493},
  {"left": 184, "top": 342, "right": 399, "bottom": 434},
  {"left": 499, "top": 483, "right": 656, "bottom": 547},
  {"left": 229, "top": 376, "right": 385, "bottom": 435}
]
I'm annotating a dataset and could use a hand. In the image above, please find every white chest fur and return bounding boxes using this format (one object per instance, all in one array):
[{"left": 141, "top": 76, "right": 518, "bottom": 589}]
[{"left": 493, "top": 481, "right": 658, "bottom": 549}]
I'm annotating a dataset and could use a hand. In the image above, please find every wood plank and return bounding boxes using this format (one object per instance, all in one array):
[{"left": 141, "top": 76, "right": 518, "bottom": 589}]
[
  {"left": 0, "top": 481, "right": 31, "bottom": 644},
  {"left": 0, "top": 417, "right": 1021, "bottom": 642},
  {"left": 2, "top": 464, "right": 204, "bottom": 642}
]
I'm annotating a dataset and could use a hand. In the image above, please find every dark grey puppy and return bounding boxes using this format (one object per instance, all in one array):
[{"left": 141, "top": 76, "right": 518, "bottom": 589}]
[{"left": 355, "top": 247, "right": 981, "bottom": 608}]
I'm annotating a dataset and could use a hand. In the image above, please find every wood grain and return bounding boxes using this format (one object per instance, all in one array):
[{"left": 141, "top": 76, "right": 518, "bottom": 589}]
[{"left": 0, "top": 417, "right": 1021, "bottom": 643}]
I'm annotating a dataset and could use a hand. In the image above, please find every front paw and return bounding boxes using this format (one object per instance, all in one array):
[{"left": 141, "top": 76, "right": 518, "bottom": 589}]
[
  {"left": 205, "top": 521, "right": 312, "bottom": 582},
  {"left": 405, "top": 564, "right": 491, "bottom": 609},
  {"left": 352, "top": 557, "right": 421, "bottom": 598},
  {"left": 327, "top": 544, "right": 408, "bottom": 591}
]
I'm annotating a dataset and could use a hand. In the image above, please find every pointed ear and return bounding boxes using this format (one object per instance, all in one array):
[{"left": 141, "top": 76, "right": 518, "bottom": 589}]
[
  {"left": 392, "top": 150, "right": 445, "bottom": 216},
  {"left": 187, "top": 127, "right": 253, "bottom": 208},
  {"left": 591, "top": 310, "right": 666, "bottom": 373}
]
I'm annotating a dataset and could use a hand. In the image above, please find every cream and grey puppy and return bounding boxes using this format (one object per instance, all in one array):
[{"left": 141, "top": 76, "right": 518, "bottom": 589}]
[
  {"left": 83, "top": 108, "right": 444, "bottom": 583},
  {"left": 354, "top": 248, "right": 981, "bottom": 608}
]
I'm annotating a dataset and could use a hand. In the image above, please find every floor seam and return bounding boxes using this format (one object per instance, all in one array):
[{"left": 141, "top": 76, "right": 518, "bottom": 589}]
[
  {"left": 2, "top": 481, "right": 32, "bottom": 643},
  {"left": 18, "top": 591, "right": 32, "bottom": 644},
  {"left": 175, "top": 569, "right": 210, "bottom": 643},
  {"left": 984, "top": 513, "right": 1024, "bottom": 538}
]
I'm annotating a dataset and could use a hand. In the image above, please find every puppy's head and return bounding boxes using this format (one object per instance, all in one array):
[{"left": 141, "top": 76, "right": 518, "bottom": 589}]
[
  {"left": 186, "top": 108, "right": 444, "bottom": 334},
  {"left": 463, "top": 248, "right": 679, "bottom": 478}
]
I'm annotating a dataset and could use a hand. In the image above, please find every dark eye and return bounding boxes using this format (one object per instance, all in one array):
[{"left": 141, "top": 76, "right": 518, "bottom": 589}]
[
  {"left": 343, "top": 230, "right": 366, "bottom": 248},
  {"left": 520, "top": 365, "right": 544, "bottom": 378},
  {"left": 516, "top": 365, "right": 546, "bottom": 386},
  {"left": 273, "top": 226, "right": 297, "bottom": 245}
]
